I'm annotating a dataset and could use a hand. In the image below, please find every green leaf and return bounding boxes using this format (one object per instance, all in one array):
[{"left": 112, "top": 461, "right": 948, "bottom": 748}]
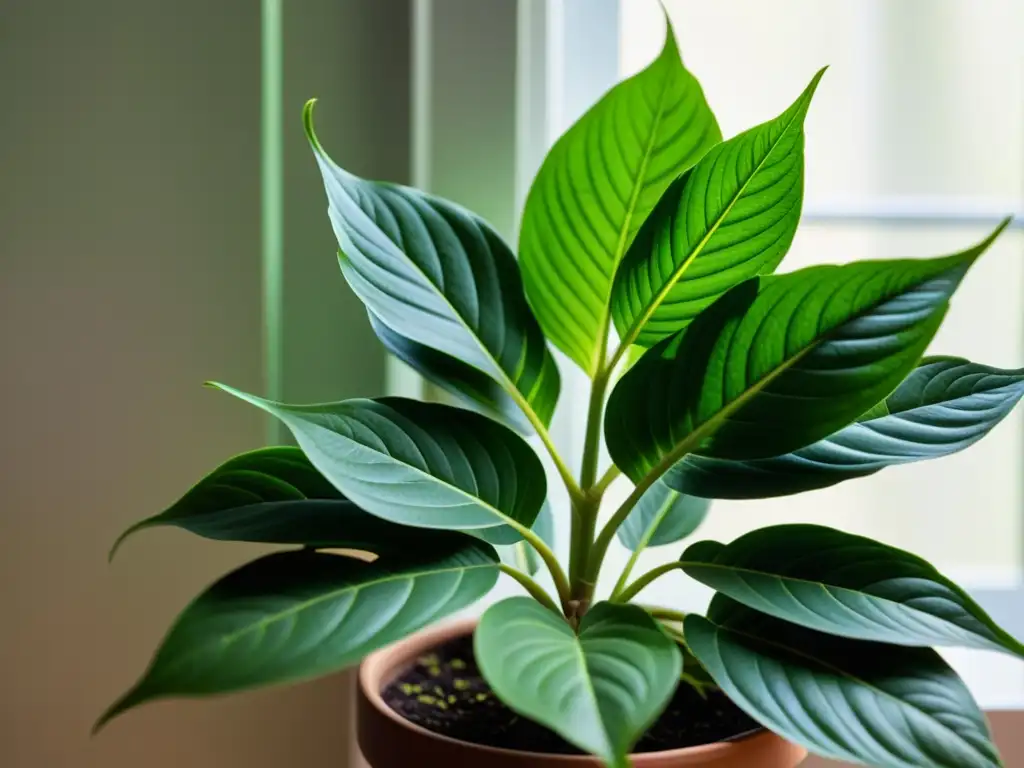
[
  {"left": 499, "top": 501, "right": 555, "bottom": 576},
  {"left": 616, "top": 479, "right": 710, "bottom": 551},
  {"left": 686, "top": 598, "right": 1003, "bottom": 768},
  {"left": 211, "top": 385, "right": 546, "bottom": 545},
  {"left": 96, "top": 538, "right": 500, "bottom": 731},
  {"left": 518, "top": 23, "right": 721, "bottom": 375},
  {"left": 368, "top": 311, "right": 530, "bottom": 433},
  {"left": 605, "top": 222, "right": 1009, "bottom": 484},
  {"left": 475, "top": 598, "right": 680, "bottom": 767},
  {"left": 109, "top": 447, "right": 440, "bottom": 560},
  {"left": 611, "top": 69, "right": 823, "bottom": 351},
  {"left": 668, "top": 356, "right": 1024, "bottom": 499},
  {"left": 681, "top": 524, "right": 1024, "bottom": 657},
  {"left": 304, "top": 101, "right": 559, "bottom": 428}
]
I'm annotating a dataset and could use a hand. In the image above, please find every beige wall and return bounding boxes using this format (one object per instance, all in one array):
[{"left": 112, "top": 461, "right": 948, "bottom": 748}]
[{"left": 0, "top": 1, "right": 406, "bottom": 766}]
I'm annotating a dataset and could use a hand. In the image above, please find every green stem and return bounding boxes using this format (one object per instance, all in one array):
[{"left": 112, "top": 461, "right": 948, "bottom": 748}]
[
  {"left": 579, "top": 372, "right": 610, "bottom": 490},
  {"left": 610, "top": 546, "right": 645, "bottom": 600},
  {"left": 567, "top": 493, "right": 599, "bottom": 611},
  {"left": 505, "top": 518, "right": 572, "bottom": 608},
  {"left": 509, "top": 388, "right": 583, "bottom": 502},
  {"left": 645, "top": 606, "right": 687, "bottom": 624},
  {"left": 499, "top": 564, "right": 562, "bottom": 615},
  {"left": 614, "top": 561, "right": 683, "bottom": 604},
  {"left": 593, "top": 464, "right": 621, "bottom": 496}
]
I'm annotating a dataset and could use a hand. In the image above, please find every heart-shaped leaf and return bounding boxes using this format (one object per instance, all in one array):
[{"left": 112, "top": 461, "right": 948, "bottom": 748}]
[
  {"left": 97, "top": 538, "right": 499, "bottom": 730},
  {"left": 611, "top": 69, "right": 823, "bottom": 352},
  {"left": 109, "top": 447, "right": 441, "bottom": 559},
  {"left": 518, "top": 22, "right": 720, "bottom": 375},
  {"left": 211, "top": 385, "right": 546, "bottom": 545},
  {"left": 475, "top": 597, "right": 680, "bottom": 767},
  {"left": 681, "top": 525, "right": 1024, "bottom": 657},
  {"left": 617, "top": 479, "right": 710, "bottom": 551},
  {"left": 368, "top": 311, "right": 531, "bottom": 433},
  {"left": 686, "top": 598, "right": 1002, "bottom": 768},
  {"left": 605, "top": 222, "right": 1008, "bottom": 484},
  {"left": 668, "top": 356, "right": 1024, "bottom": 499},
  {"left": 305, "top": 102, "right": 559, "bottom": 428}
]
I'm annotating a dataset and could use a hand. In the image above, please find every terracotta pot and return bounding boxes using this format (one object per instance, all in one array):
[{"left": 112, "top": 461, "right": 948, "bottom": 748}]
[{"left": 357, "top": 618, "right": 807, "bottom": 768}]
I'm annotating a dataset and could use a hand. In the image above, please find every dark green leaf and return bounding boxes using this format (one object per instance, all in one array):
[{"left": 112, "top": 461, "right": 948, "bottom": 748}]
[
  {"left": 612, "top": 70, "right": 823, "bottom": 350},
  {"left": 668, "top": 356, "right": 1024, "bottom": 499},
  {"left": 686, "top": 598, "right": 1002, "bottom": 768},
  {"left": 210, "top": 385, "right": 546, "bottom": 545},
  {"left": 97, "top": 538, "right": 500, "bottom": 730},
  {"left": 518, "top": 23, "right": 720, "bottom": 375},
  {"left": 616, "top": 479, "right": 710, "bottom": 551},
  {"left": 109, "top": 447, "right": 437, "bottom": 559},
  {"left": 681, "top": 525, "right": 1024, "bottom": 657},
  {"left": 305, "top": 101, "right": 559, "bottom": 427},
  {"left": 368, "top": 311, "right": 531, "bottom": 433},
  {"left": 605, "top": 222, "right": 1008, "bottom": 484},
  {"left": 475, "top": 598, "right": 680, "bottom": 768}
]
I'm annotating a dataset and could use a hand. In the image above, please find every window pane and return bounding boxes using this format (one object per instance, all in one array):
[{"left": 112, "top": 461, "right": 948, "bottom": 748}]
[{"left": 622, "top": 0, "right": 1024, "bottom": 204}]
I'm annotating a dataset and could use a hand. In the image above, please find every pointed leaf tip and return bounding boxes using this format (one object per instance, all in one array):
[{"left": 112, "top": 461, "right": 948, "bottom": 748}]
[{"left": 302, "top": 98, "right": 324, "bottom": 154}]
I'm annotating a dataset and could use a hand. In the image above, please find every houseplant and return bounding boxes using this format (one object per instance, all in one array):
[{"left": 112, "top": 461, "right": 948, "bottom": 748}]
[{"left": 96, "top": 18, "right": 1024, "bottom": 768}]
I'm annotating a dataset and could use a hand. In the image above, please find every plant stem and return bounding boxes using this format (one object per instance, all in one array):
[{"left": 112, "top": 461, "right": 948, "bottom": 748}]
[
  {"left": 506, "top": 388, "right": 583, "bottom": 502},
  {"left": 505, "top": 518, "right": 572, "bottom": 608},
  {"left": 614, "top": 561, "right": 682, "bottom": 603},
  {"left": 610, "top": 545, "right": 645, "bottom": 600},
  {"left": 579, "top": 372, "right": 610, "bottom": 490},
  {"left": 499, "top": 564, "right": 562, "bottom": 615},
  {"left": 645, "top": 606, "right": 687, "bottom": 624},
  {"left": 593, "top": 464, "right": 621, "bottom": 496}
]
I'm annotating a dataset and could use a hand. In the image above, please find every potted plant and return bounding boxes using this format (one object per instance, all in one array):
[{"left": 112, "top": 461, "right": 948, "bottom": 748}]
[{"left": 96, "top": 19, "right": 1024, "bottom": 768}]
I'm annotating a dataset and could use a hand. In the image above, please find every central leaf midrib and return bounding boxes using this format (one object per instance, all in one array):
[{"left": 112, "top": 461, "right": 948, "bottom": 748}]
[
  {"left": 619, "top": 105, "right": 805, "bottom": 354},
  {"left": 706, "top": 620, "right": 990, "bottom": 758},
  {"left": 589, "top": 66, "right": 674, "bottom": 376},
  {"left": 575, "top": 629, "right": 616, "bottom": 759}
]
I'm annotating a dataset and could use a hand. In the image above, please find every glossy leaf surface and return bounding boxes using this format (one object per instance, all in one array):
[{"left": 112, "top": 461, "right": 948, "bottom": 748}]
[
  {"left": 475, "top": 598, "right": 680, "bottom": 767},
  {"left": 99, "top": 539, "right": 499, "bottom": 729},
  {"left": 681, "top": 525, "right": 1024, "bottom": 656},
  {"left": 617, "top": 479, "right": 710, "bottom": 551},
  {"left": 212, "top": 385, "right": 546, "bottom": 544},
  {"left": 109, "top": 447, "right": 434, "bottom": 559},
  {"left": 606, "top": 223, "right": 1007, "bottom": 484},
  {"left": 686, "top": 598, "right": 1002, "bottom": 767},
  {"left": 519, "top": 24, "right": 720, "bottom": 374},
  {"left": 612, "top": 70, "right": 823, "bottom": 349},
  {"left": 669, "top": 356, "right": 1024, "bottom": 498},
  {"left": 306, "top": 101, "right": 559, "bottom": 427}
]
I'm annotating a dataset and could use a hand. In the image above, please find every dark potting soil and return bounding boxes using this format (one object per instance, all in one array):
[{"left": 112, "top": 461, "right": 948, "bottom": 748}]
[{"left": 382, "top": 633, "right": 760, "bottom": 755}]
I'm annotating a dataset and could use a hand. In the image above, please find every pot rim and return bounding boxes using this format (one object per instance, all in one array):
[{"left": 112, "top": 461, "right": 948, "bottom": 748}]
[{"left": 358, "top": 616, "right": 782, "bottom": 764}]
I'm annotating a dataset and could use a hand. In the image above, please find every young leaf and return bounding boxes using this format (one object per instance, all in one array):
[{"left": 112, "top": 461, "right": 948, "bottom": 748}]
[
  {"left": 110, "top": 447, "right": 438, "bottom": 559},
  {"left": 210, "top": 385, "right": 546, "bottom": 544},
  {"left": 681, "top": 525, "right": 1024, "bottom": 657},
  {"left": 475, "top": 598, "right": 680, "bottom": 768},
  {"left": 518, "top": 22, "right": 721, "bottom": 375},
  {"left": 97, "top": 539, "right": 500, "bottom": 730},
  {"left": 605, "top": 222, "right": 1008, "bottom": 484},
  {"left": 304, "top": 102, "right": 559, "bottom": 428},
  {"left": 616, "top": 479, "right": 710, "bottom": 551},
  {"left": 686, "top": 598, "right": 1002, "bottom": 768},
  {"left": 668, "top": 356, "right": 1024, "bottom": 499},
  {"left": 368, "top": 311, "right": 531, "bottom": 433},
  {"left": 612, "top": 69, "right": 824, "bottom": 351}
]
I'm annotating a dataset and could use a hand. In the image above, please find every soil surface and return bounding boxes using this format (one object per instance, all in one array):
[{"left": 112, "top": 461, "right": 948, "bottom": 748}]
[{"left": 382, "top": 633, "right": 760, "bottom": 755}]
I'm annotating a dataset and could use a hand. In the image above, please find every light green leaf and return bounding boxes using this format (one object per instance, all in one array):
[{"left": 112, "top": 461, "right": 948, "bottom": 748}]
[
  {"left": 305, "top": 101, "right": 559, "bottom": 428},
  {"left": 681, "top": 525, "right": 1024, "bottom": 657},
  {"left": 368, "top": 310, "right": 530, "bottom": 433},
  {"left": 616, "top": 479, "right": 710, "bottom": 551},
  {"left": 475, "top": 598, "right": 680, "bottom": 767},
  {"left": 97, "top": 538, "right": 500, "bottom": 730},
  {"left": 518, "top": 22, "right": 721, "bottom": 375},
  {"left": 686, "top": 598, "right": 1003, "bottom": 768},
  {"left": 612, "top": 69, "right": 824, "bottom": 350},
  {"left": 605, "top": 222, "right": 1008, "bottom": 484},
  {"left": 668, "top": 356, "right": 1024, "bottom": 499},
  {"left": 211, "top": 385, "right": 546, "bottom": 544},
  {"left": 109, "top": 447, "right": 440, "bottom": 559}
]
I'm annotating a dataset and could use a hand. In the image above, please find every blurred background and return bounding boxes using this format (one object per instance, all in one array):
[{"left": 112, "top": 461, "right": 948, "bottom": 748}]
[{"left": 0, "top": 1, "right": 1020, "bottom": 767}]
